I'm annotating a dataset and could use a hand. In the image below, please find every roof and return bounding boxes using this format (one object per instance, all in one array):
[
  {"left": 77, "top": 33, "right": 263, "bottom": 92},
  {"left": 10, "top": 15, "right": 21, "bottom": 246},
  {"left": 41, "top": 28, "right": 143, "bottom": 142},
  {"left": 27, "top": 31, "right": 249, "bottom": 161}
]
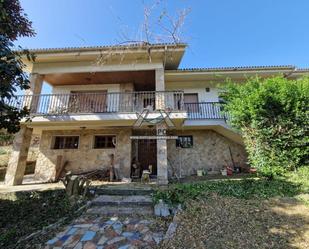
[
  {"left": 27, "top": 42, "right": 187, "bottom": 54},
  {"left": 173, "top": 65, "right": 297, "bottom": 72},
  {"left": 165, "top": 65, "right": 309, "bottom": 82}
]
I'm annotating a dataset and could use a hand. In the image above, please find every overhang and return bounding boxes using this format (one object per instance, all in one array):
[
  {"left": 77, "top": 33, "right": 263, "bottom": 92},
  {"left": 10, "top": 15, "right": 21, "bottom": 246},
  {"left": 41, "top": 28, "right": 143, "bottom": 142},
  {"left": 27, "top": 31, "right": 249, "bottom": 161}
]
[{"left": 22, "top": 43, "right": 187, "bottom": 72}]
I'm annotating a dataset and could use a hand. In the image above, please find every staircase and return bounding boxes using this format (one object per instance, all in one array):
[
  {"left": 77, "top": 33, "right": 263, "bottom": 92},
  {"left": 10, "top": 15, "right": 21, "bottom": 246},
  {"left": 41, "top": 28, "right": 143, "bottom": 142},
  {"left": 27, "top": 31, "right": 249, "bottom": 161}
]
[{"left": 87, "top": 185, "right": 154, "bottom": 216}]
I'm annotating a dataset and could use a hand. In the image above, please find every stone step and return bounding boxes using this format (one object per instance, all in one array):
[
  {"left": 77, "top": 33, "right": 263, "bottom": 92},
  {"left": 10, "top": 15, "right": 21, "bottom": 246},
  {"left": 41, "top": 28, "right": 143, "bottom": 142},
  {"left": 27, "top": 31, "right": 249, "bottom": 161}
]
[
  {"left": 92, "top": 195, "right": 153, "bottom": 206},
  {"left": 86, "top": 205, "right": 154, "bottom": 216},
  {"left": 94, "top": 187, "right": 154, "bottom": 196}
]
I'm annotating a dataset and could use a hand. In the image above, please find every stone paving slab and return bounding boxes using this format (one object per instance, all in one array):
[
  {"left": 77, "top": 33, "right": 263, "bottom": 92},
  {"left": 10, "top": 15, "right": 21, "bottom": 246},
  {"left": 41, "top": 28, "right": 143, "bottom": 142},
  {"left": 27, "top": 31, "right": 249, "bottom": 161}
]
[{"left": 44, "top": 215, "right": 166, "bottom": 249}]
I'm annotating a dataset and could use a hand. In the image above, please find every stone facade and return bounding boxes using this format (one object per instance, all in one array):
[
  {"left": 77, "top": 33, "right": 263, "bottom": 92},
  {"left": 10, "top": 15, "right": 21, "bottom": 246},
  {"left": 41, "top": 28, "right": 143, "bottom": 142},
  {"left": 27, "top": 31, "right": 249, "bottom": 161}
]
[
  {"left": 34, "top": 128, "right": 132, "bottom": 182},
  {"left": 5, "top": 126, "right": 33, "bottom": 185},
  {"left": 167, "top": 130, "right": 247, "bottom": 177}
]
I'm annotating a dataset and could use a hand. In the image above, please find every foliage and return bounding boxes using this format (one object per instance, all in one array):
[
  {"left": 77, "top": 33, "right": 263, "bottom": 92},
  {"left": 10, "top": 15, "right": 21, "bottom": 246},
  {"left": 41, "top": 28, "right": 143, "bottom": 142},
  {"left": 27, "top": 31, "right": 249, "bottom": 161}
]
[
  {"left": 153, "top": 167, "right": 309, "bottom": 205},
  {"left": 0, "top": 0, "right": 35, "bottom": 40},
  {"left": 0, "top": 190, "right": 83, "bottom": 248},
  {"left": 0, "top": 0, "right": 35, "bottom": 133},
  {"left": 0, "top": 131, "right": 14, "bottom": 145},
  {"left": 220, "top": 76, "right": 309, "bottom": 178}
]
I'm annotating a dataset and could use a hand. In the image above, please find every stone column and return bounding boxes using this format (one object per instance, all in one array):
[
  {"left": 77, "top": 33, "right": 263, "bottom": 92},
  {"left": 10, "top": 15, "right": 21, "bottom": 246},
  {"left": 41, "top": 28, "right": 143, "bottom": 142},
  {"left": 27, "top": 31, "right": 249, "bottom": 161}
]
[
  {"left": 25, "top": 73, "right": 44, "bottom": 113},
  {"left": 5, "top": 126, "right": 33, "bottom": 186},
  {"left": 155, "top": 68, "right": 168, "bottom": 184},
  {"left": 157, "top": 124, "right": 168, "bottom": 185},
  {"left": 155, "top": 68, "right": 165, "bottom": 109},
  {"left": 115, "top": 129, "right": 132, "bottom": 179}
]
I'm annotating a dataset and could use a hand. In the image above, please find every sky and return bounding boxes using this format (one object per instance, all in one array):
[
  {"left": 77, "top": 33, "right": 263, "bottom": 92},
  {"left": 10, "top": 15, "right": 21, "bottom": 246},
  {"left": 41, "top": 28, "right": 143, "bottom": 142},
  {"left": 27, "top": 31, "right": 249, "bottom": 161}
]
[{"left": 17, "top": 0, "right": 309, "bottom": 70}]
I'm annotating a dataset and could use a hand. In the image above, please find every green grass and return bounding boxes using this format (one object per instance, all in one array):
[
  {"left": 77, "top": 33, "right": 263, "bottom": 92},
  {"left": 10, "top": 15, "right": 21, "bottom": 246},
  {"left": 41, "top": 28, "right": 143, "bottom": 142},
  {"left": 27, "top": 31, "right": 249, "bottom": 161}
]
[
  {"left": 0, "top": 190, "right": 84, "bottom": 249},
  {"left": 153, "top": 167, "right": 309, "bottom": 205}
]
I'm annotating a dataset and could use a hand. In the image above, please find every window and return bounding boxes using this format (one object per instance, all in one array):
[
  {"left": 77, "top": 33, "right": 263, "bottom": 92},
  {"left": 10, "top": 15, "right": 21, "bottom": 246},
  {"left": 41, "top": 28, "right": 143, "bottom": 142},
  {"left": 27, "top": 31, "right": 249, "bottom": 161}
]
[
  {"left": 94, "top": 135, "right": 116, "bottom": 149},
  {"left": 176, "top": 136, "right": 193, "bottom": 148},
  {"left": 53, "top": 136, "right": 79, "bottom": 149}
]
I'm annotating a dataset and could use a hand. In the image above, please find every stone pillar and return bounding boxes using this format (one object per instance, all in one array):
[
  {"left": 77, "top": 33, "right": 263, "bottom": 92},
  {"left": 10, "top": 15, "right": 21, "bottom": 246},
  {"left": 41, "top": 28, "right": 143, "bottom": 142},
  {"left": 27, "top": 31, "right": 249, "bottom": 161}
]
[
  {"left": 5, "top": 126, "right": 33, "bottom": 186},
  {"left": 25, "top": 73, "right": 44, "bottom": 113},
  {"left": 115, "top": 129, "right": 132, "bottom": 179},
  {"left": 155, "top": 68, "right": 168, "bottom": 184},
  {"left": 157, "top": 124, "right": 168, "bottom": 185},
  {"left": 155, "top": 68, "right": 165, "bottom": 109}
]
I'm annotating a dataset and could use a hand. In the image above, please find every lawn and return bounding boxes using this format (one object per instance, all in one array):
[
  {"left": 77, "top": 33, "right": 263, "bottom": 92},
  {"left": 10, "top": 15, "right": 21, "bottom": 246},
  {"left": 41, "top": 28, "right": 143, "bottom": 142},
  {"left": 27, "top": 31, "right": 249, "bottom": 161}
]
[
  {"left": 155, "top": 167, "right": 309, "bottom": 249},
  {"left": 0, "top": 190, "right": 85, "bottom": 249}
]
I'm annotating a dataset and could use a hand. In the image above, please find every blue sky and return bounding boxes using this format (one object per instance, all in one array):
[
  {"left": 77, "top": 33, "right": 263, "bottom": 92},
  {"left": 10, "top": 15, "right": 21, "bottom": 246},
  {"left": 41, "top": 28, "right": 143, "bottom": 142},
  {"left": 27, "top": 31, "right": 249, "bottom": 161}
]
[{"left": 17, "top": 0, "right": 309, "bottom": 69}]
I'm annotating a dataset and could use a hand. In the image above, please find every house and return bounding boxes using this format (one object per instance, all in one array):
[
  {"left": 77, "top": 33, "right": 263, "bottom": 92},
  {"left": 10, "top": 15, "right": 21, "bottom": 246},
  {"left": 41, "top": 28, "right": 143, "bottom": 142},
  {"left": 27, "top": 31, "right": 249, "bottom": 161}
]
[{"left": 4, "top": 43, "right": 308, "bottom": 186}]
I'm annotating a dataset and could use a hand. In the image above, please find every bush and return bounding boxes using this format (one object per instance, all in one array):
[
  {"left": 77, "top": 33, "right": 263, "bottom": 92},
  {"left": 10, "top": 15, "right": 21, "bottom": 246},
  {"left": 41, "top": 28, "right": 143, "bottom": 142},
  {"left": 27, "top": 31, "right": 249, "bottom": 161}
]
[{"left": 221, "top": 76, "right": 309, "bottom": 178}]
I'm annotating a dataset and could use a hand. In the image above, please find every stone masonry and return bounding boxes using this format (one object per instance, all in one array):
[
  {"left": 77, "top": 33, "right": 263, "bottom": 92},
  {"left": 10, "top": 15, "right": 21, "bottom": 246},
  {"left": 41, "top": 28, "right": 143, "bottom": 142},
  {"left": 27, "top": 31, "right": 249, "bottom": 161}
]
[
  {"left": 167, "top": 130, "right": 247, "bottom": 177},
  {"left": 35, "top": 128, "right": 132, "bottom": 182},
  {"left": 5, "top": 126, "right": 33, "bottom": 185}
]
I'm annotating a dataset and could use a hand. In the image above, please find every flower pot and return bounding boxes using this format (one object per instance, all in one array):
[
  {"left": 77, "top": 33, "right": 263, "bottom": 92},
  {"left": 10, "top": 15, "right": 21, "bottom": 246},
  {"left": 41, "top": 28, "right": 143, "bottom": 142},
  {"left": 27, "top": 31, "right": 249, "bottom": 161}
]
[
  {"left": 221, "top": 169, "right": 227, "bottom": 176},
  {"left": 197, "top": 170, "right": 204, "bottom": 177}
]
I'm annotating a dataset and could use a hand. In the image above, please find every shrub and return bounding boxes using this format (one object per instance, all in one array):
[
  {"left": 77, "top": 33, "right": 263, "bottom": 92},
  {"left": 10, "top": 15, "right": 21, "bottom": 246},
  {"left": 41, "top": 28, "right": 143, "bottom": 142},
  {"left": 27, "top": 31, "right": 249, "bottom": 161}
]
[{"left": 220, "top": 76, "right": 309, "bottom": 178}]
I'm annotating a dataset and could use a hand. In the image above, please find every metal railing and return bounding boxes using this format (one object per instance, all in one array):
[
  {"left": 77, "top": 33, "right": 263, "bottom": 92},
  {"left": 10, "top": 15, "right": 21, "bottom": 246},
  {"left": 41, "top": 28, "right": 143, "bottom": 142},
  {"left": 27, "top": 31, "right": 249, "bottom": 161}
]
[
  {"left": 184, "top": 102, "right": 228, "bottom": 120},
  {"left": 6, "top": 91, "right": 184, "bottom": 115}
]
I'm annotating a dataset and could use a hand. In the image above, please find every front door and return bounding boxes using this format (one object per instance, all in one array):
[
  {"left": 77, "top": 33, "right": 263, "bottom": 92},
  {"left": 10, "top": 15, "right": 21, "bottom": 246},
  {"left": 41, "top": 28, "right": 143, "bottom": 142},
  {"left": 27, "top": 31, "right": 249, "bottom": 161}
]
[{"left": 138, "top": 139, "right": 157, "bottom": 176}]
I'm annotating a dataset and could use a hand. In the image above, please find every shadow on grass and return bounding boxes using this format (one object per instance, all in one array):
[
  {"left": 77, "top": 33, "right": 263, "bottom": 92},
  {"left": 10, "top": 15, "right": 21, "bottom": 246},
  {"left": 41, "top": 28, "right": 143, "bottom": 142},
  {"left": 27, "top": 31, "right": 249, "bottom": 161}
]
[
  {"left": 159, "top": 194, "right": 309, "bottom": 249},
  {"left": 0, "top": 190, "right": 77, "bottom": 249},
  {"left": 156, "top": 174, "right": 309, "bottom": 248}
]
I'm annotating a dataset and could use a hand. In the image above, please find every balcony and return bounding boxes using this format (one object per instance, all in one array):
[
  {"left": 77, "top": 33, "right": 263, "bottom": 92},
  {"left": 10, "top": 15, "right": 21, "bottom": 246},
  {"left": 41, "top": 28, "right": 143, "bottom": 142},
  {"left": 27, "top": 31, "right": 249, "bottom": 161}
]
[
  {"left": 8, "top": 91, "right": 185, "bottom": 116},
  {"left": 184, "top": 102, "right": 228, "bottom": 120}
]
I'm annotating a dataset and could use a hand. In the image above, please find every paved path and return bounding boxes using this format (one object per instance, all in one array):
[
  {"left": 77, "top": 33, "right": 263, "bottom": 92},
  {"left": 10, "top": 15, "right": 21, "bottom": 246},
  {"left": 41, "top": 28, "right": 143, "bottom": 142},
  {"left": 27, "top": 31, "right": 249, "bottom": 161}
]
[{"left": 45, "top": 215, "right": 166, "bottom": 249}]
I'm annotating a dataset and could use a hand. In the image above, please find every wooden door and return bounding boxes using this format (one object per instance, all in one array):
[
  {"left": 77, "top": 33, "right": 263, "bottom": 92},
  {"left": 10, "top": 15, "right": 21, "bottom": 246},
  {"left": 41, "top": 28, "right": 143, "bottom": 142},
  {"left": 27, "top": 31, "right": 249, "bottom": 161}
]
[
  {"left": 69, "top": 90, "right": 107, "bottom": 113},
  {"left": 138, "top": 139, "right": 157, "bottom": 175},
  {"left": 184, "top": 93, "right": 199, "bottom": 113}
]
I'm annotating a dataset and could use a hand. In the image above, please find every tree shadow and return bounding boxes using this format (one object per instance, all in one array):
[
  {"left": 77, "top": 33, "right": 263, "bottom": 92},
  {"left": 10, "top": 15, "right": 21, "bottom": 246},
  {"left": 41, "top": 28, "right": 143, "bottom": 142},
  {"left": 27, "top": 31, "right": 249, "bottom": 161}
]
[
  {"left": 160, "top": 178, "right": 309, "bottom": 249},
  {"left": 0, "top": 190, "right": 75, "bottom": 249}
]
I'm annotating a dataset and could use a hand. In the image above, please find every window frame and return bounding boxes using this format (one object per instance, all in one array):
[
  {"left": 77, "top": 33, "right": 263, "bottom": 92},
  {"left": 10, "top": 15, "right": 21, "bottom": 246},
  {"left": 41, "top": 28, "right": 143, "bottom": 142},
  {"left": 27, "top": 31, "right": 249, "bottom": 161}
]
[
  {"left": 52, "top": 135, "right": 80, "bottom": 150},
  {"left": 92, "top": 135, "right": 117, "bottom": 149},
  {"left": 176, "top": 135, "right": 193, "bottom": 148}
]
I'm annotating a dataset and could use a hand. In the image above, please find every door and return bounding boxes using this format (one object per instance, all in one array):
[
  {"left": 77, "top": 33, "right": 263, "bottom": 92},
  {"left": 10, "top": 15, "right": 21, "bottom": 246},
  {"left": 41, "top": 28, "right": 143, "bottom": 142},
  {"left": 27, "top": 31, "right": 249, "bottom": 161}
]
[
  {"left": 184, "top": 93, "right": 199, "bottom": 114},
  {"left": 138, "top": 139, "right": 157, "bottom": 176},
  {"left": 69, "top": 90, "right": 107, "bottom": 113}
]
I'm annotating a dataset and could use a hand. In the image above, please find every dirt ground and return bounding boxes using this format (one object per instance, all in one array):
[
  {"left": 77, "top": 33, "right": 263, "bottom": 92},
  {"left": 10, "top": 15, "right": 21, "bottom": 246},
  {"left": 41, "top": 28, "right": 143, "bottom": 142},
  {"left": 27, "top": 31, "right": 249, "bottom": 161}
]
[{"left": 159, "top": 194, "right": 309, "bottom": 249}]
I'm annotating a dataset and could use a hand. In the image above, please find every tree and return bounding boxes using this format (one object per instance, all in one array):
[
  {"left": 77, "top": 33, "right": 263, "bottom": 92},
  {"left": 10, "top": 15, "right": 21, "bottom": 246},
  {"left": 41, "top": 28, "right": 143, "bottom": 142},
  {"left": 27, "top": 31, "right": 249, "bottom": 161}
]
[
  {"left": 97, "top": 0, "right": 190, "bottom": 66},
  {"left": 0, "top": 0, "right": 35, "bottom": 133},
  {"left": 221, "top": 76, "right": 309, "bottom": 178}
]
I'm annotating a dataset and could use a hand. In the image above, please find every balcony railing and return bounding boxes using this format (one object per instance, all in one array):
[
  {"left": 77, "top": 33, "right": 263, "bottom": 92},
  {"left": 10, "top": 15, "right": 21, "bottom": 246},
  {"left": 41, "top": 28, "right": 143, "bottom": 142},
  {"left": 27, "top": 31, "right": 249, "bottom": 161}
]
[
  {"left": 7, "top": 91, "right": 185, "bottom": 115},
  {"left": 184, "top": 102, "right": 228, "bottom": 120}
]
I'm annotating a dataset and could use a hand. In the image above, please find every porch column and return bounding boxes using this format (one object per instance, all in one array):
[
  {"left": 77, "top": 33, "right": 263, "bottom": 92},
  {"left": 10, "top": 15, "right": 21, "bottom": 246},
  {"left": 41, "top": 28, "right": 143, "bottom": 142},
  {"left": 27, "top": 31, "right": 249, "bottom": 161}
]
[
  {"left": 157, "top": 124, "right": 168, "bottom": 185},
  {"left": 25, "top": 73, "right": 44, "bottom": 113},
  {"left": 5, "top": 126, "right": 33, "bottom": 186},
  {"left": 155, "top": 68, "right": 168, "bottom": 184}
]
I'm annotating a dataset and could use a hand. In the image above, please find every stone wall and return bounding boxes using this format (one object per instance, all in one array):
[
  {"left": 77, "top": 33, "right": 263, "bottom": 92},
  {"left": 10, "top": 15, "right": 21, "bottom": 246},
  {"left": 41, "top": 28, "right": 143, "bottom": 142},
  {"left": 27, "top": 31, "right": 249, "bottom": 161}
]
[
  {"left": 167, "top": 130, "right": 247, "bottom": 177},
  {"left": 35, "top": 128, "right": 132, "bottom": 181},
  {"left": 27, "top": 134, "right": 41, "bottom": 161}
]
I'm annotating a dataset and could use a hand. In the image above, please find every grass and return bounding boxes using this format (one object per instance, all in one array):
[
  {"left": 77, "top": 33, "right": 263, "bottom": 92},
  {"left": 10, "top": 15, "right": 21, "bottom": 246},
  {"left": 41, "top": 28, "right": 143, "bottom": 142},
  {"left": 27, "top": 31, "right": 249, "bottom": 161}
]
[
  {"left": 0, "top": 190, "right": 84, "bottom": 249},
  {"left": 155, "top": 167, "right": 309, "bottom": 249},
  {"left": 153, "top": 167, "right": 309, "bottom": 205},
  {"left": 0, "top": 146, "right": 10, "bottom": 168},
  {"left": 158, "top": 195, "right": 309, "bottom": 249}
]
